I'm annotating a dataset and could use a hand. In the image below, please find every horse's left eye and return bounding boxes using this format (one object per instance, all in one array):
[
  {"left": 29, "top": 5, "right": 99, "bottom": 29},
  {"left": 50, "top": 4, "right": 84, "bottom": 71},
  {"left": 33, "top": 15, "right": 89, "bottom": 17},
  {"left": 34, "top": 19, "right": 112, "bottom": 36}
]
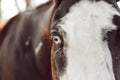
[{"left": 53, "top": 36, "right": 62, "bottom": 45}]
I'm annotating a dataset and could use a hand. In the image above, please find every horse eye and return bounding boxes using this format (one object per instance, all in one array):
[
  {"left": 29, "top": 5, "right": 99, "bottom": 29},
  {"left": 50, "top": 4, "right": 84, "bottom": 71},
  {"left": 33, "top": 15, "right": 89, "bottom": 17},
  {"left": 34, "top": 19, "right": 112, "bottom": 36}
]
[{"left": 53, "top": 36, "right": 62, "bottom": 44}]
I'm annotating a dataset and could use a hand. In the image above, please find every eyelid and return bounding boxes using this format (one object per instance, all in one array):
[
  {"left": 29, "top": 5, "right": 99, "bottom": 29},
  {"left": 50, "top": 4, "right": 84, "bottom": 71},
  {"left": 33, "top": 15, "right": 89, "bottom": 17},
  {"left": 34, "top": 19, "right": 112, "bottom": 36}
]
[
  {"left": 51, "top": 25, "right": 60, "bottom": 35},
  {"left": 51, "top": 29, "right": 57, "bottom": 35},
  {"left": 51, "top": 30, "right": 60, "bottom": 37}
]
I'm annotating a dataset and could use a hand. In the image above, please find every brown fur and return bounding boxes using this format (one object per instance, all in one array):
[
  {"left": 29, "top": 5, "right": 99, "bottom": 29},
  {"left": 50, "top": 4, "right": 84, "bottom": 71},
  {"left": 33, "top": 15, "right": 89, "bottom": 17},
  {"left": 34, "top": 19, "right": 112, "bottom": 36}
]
[{"left": 51, "top": 44, "right": 60, "bottom": 80}]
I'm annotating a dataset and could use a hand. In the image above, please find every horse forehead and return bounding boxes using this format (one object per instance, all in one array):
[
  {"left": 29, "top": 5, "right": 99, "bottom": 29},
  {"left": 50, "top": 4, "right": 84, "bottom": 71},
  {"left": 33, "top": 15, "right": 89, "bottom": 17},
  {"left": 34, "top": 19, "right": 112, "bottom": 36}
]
[
  {"left": 53, "top": 0, "right": 80, "bottom": 20},
  {"left": 53, "top": 0, "right": 117, "bottom": 21},
  {"left": 52, "top": 0, "right": 119, "bottom": 40}
]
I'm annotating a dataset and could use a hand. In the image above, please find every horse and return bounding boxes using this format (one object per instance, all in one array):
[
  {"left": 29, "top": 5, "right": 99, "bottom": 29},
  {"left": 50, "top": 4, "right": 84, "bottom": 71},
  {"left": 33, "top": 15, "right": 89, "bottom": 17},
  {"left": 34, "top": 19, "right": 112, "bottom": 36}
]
[
  {"left": 0, "top": 1, "right": 55, "bottom": 80},
  {"left": 0, "top": 0, "right": 120, "bottom": 80},
  {"left": 50, "top": 0, "right": 120, "bottom": 80}
]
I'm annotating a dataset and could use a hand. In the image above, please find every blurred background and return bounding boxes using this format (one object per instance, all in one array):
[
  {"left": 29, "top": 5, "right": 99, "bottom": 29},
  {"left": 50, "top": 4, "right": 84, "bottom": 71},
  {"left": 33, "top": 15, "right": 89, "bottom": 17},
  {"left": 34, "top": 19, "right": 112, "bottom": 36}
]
[
  {"left": 0, "top": 0, "right": 120, "bottom": 29},
  {"left": 0, "top": 0, "right": 49, "bottom": 29}
]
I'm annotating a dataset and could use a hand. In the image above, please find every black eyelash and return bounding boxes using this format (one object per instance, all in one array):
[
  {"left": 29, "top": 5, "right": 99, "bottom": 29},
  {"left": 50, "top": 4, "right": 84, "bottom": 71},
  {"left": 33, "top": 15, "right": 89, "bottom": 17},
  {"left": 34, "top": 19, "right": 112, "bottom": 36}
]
[{"left": 52, "top": 32, "right": 63, "bottom": 41}]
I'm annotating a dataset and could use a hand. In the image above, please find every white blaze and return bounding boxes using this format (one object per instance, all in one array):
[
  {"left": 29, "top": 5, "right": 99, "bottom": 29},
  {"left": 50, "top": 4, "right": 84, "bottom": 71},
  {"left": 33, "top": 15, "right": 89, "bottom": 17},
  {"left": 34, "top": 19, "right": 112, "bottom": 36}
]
[{"left": 58, "top": 1, "right": 120, "bottom": 80}]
